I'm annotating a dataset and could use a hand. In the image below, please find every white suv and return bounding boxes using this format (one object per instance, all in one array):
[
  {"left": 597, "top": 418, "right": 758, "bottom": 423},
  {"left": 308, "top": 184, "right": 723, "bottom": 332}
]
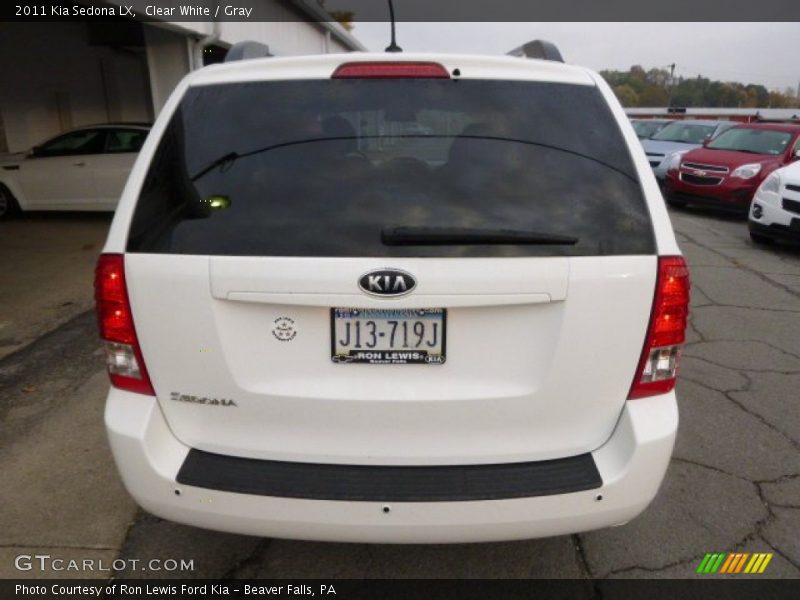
[
  {"left": 749, "top": 161, "right": 800, "bottom": 245},
  {"left": 97, "top": 45, "right": 689, "bottom": 543}
]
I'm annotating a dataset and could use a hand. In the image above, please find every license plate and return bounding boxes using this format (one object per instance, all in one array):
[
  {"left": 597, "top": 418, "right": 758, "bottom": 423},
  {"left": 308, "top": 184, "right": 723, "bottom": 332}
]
[{"left": 331, "top": 308, "right": 446, "bottom": 365}]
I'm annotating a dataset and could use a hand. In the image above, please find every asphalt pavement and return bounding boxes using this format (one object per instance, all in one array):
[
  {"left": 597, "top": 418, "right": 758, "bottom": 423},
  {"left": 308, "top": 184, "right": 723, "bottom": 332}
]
[{"left": 0, "top": 207, "right": 798, "bottom": 581}]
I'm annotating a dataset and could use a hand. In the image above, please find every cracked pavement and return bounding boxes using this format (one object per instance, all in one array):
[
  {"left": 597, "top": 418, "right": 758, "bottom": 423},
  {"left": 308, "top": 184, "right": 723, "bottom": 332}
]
[{"left": 0, "top": 207, "right": 798, "bottom": 581}]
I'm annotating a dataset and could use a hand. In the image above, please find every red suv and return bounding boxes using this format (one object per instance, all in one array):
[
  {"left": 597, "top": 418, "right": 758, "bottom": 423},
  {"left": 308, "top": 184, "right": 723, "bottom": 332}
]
[{"left": 664, "top": 123, "right": 800, "bottom": 212}]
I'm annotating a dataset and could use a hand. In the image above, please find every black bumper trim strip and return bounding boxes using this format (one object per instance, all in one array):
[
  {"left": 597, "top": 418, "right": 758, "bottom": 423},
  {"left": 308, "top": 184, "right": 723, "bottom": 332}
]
[{"left": 176, "top": 449, "right": 602, "bottom": 502}]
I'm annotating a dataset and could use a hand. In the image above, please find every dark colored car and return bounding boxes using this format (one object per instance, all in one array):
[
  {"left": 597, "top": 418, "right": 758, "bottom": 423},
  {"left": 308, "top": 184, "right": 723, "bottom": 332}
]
[
  {"left": 631, "top": 119, "right": 673, "bottom": 140},
  {"left": 664, "top": 123, "right": 800, "bottom": 213}
]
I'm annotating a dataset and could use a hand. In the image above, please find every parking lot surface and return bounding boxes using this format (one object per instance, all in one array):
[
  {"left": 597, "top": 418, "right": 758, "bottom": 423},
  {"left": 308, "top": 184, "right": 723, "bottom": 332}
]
[
  {"left": 0, "top": 212, "right": 110, "bottom": 361},
  {"left": 0, "top": 208, "right": 798, "bottom": 581}
]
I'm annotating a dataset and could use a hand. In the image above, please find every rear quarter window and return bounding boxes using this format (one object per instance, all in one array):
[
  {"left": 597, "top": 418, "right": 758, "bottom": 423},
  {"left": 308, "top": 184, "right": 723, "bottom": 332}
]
[{"left": 127, "top": 79, "right": 654, "bottom": 257}]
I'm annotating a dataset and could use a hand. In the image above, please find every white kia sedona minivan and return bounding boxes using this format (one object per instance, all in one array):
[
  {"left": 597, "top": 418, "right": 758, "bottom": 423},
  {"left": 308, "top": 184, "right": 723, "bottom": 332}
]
[{"left": 97, "top": 44, "right": 689, "bottom": 543}]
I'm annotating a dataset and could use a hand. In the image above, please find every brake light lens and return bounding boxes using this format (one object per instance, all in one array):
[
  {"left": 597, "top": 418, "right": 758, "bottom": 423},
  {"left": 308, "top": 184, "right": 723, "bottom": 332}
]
[
  {"left": 628, "top": 256, "right": 690, "bottom": 399},
  {"left": 332, "top": 62, "right": 450, "bottom": 79},
  {"left": 95, "top": 254, "right": 154, "bottom": 395}
]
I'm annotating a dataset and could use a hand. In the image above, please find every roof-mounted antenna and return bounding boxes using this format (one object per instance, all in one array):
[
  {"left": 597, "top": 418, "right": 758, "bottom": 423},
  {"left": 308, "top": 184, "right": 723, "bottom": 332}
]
[{"left": 385, "top": 0, "right": 402, "bottom": 53}]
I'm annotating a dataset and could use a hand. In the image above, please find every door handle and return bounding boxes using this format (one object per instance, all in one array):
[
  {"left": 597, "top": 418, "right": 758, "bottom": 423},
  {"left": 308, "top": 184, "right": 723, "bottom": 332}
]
[{"left": 73, "top": 161, "right": 86, "bottom": 167}]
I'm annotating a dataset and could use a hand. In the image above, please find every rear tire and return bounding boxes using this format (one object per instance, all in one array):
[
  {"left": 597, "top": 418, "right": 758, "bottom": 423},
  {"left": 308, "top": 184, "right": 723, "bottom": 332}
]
[
  {"left": 749, "top": 230, "right": 773, "bottom": 245},
  {"left": 0, "top": 184, "right": 20, "bottom": 220}
]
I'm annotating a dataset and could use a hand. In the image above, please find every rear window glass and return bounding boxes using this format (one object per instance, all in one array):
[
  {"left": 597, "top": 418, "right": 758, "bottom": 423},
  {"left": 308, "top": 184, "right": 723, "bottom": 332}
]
[{"left": 127, "top": 79, "right": 654, "bottom": 257}]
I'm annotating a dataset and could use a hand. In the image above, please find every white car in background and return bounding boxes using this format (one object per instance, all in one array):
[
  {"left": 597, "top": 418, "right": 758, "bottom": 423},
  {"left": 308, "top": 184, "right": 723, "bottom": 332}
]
[
  {"left": 749, "top": 160, "right": 800, "bottom": 244},
  {"left": 0, "top": 123, "right": 150, "bottom": 219}
]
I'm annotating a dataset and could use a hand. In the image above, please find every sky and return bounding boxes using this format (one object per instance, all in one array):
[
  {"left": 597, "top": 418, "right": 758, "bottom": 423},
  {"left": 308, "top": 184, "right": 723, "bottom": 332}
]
[{"left": 348, "top": 22, "right": 800, "bottom": 92}]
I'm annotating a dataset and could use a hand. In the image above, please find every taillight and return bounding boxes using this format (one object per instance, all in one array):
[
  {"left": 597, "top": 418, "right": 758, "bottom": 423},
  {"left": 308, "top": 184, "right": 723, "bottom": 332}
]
[
  {"left": 628, "top": 256, "right": 690, "bottom": 399},
  {"left": 94, "top": 254, "right": 154, "bottom": 395},
  {"left": 332, "top": 62, "right": 450, "bottom": 79}
]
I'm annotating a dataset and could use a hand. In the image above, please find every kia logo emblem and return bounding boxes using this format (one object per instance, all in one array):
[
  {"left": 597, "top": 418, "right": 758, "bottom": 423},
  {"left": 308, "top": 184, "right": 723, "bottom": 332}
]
[{"left": 358, "top": 269, "right": 416, "bottom": 297}]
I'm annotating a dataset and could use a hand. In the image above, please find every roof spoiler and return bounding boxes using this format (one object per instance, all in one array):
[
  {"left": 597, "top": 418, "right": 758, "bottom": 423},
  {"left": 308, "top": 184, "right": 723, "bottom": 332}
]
[
  {"left": 507, "top": 40, "right": 564, "bottom": 63},
  {"left": 225, "top": 41, "right": 273, "bottom": 63}
]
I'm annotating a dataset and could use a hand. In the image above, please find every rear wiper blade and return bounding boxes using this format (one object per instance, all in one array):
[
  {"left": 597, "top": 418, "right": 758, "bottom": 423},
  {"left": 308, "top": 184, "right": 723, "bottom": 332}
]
[
  {"left": 191, "top": 151, "right": 239, "bottom": 181},
  {"left": 381, "top": 227, "right": 579, "bottom": 246},
  {"left": 190, "top": 135, "right": 359, "bottom": 181}
]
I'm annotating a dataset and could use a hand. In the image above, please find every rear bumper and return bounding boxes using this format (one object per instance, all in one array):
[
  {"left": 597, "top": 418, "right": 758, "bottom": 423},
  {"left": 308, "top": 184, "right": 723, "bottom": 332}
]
[{"left": 105, "top": 390, "right": 678, "bottom": 543}]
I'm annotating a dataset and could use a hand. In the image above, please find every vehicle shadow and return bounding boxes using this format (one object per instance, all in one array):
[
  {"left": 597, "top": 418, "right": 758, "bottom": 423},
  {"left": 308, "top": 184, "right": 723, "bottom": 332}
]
[
  {"left": 114, "top": 512, "right": 587, "bottom": 580},
  {"left": 667, "top": 204, "right": 748, "bottom": 223}
]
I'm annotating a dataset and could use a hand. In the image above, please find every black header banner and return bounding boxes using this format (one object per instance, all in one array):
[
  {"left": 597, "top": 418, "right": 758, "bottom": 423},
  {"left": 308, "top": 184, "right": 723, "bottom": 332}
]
[{"left": 2, "top": 0, "right": 800, "bottom": 22}]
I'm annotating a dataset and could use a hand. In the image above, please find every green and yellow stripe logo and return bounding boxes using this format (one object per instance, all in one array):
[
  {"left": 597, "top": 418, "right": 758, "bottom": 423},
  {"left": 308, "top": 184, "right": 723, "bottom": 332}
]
[{"left": 697, "top": 552, "right": 773, "bottom": 574}]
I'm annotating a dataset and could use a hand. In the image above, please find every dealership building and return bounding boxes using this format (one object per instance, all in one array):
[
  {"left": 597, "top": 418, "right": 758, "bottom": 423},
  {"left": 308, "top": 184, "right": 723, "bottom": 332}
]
[{"left": 0, "top": 0, "right": 364, "bottom": 153}]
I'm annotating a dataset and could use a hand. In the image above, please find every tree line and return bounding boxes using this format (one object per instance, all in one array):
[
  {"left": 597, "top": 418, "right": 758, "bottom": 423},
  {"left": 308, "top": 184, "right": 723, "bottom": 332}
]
[{"left": 601, "top": 66, "right": 800, "bottom": 109}]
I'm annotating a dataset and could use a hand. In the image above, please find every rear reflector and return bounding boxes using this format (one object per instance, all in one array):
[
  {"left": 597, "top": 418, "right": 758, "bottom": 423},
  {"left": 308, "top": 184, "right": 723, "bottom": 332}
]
[
  {"left": 95, "top": 254, "right": 154, "bottom": 396},
  {"left": 628, "top": 256, "right": 690, "bottom": 399},
  {"left": 332, "top": 62, "right": 450, "bottom": 79}
]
